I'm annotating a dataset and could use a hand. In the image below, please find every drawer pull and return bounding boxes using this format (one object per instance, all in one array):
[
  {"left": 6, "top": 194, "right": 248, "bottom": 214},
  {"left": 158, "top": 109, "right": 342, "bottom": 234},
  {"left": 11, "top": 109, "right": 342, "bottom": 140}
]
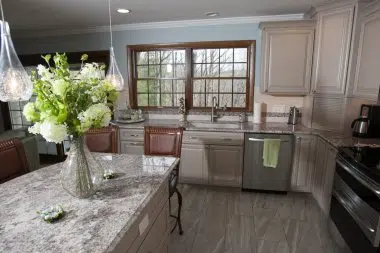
[
  {"left": 223, "top": 138, "right": 232, "bottom": 141},
  {"left": 130, "top": 134, "right": 139, "bottom": 137},
  {"left": 129, "top": 143, "right": 140, "bottom": 146},
  {"left": 189, "top": 137, "right": 197, "bottom": 140}
]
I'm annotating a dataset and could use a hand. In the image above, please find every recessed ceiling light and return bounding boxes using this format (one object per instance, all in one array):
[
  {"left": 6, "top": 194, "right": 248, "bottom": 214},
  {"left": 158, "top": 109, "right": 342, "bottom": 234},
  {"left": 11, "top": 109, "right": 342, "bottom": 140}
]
[
  {"left": 117, "top": 8, "right": 131, "bottom": 14},
  {"left": 204, "top": 12, "right": 219, "bottom": 17}
]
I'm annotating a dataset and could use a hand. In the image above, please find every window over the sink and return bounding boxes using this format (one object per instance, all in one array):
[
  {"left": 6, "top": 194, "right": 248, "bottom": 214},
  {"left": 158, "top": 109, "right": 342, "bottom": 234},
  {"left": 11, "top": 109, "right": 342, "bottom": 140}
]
[{"left": 128, "top": 41, "right": 255, "bottom": 112}]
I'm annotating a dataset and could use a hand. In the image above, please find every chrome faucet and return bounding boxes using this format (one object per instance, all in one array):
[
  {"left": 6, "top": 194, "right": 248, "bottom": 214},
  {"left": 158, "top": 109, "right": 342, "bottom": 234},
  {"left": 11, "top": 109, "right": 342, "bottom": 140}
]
[{"left": 211, "top": 96, "right": 226, "bottom": 122}]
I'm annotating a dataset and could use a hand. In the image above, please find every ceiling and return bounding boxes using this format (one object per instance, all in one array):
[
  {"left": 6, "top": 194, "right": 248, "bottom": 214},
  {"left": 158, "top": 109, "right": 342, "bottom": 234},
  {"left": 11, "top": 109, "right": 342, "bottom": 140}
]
[{"left": 5, "top": 0, "right": 328, "bottom": 31}]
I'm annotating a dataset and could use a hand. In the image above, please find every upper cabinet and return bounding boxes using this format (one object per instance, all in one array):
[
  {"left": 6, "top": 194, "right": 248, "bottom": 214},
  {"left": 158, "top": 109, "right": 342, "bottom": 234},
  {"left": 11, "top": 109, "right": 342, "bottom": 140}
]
[
  {"left": 260, "top": 20, "right": 315, "bottom": 95},
  {"left": 312, "top": 5, "right": 355, "bottom": 95},
  {"left": 353, "top": 5, "right": 380, "bottom": 100}
]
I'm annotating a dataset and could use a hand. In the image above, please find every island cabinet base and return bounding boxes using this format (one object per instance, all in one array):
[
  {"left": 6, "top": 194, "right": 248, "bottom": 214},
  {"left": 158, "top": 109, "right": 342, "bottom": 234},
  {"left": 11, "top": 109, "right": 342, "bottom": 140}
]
[{"left": 112, "top": 178, "right": 170, "bottom": 253}]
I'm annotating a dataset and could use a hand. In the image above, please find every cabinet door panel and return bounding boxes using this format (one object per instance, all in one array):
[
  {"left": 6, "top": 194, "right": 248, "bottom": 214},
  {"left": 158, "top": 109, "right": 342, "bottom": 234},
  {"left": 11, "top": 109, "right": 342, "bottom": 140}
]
[
  {"left": 353, "top": 9, "right": 380, "bottom": 99},
  {"left": 209, "top": 145, "right": 243, "bottom": 187},
  {"left": 120, "top": 141, "right": 144, "bottom": 155},
  {"left": 179, "top": 144, "right": 208, "bottom": 184},
  {"left": 312, "top": 137, "right": 327, "bottom": 204},
  {"left": 262, "top": 29, "right": 314, "bottom": 94},
  {"left": 291, "top": 135, "right": 316, "bottom": 192},
  {"left": 312, "top": 7, "right": 354, "bottom": 95},
  {"left": 321, "top": 145, "right": 337, "bottom": 215}
]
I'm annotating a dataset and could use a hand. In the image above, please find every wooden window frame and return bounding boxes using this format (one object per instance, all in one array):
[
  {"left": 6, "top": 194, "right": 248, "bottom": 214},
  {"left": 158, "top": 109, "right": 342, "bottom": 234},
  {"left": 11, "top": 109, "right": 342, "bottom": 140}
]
[{"left": 128, "top": 40, "right": 255, "bottom": 112}]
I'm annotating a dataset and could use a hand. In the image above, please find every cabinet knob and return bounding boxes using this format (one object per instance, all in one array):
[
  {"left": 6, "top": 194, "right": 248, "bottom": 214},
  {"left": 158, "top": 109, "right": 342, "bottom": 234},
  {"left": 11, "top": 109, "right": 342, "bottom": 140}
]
[{"left": 313, "top": 90, "right": 316, "bottom": 94}]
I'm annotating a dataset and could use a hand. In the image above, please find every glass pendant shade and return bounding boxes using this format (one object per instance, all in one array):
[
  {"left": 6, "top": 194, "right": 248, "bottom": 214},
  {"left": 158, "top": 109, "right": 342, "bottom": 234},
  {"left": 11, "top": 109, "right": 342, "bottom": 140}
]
[
  {"left": 106, "top": 47, "right": 124, "bottom": 91},
  {"left": 0, "top": 21, "right": 33, "bottom": 102}
]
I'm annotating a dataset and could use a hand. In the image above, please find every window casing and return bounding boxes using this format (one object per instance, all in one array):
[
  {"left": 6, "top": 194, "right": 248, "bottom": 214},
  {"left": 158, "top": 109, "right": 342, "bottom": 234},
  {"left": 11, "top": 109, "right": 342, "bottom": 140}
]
[{"left": 128, "top": 41, "right": 255, "bottom": 112}]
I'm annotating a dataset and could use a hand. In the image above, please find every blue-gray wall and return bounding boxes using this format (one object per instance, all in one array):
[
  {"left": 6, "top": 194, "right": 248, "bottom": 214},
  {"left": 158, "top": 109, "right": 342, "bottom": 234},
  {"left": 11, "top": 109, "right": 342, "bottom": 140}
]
[{"left": 14, "top": 23, "right": 261, "bottom": 86}]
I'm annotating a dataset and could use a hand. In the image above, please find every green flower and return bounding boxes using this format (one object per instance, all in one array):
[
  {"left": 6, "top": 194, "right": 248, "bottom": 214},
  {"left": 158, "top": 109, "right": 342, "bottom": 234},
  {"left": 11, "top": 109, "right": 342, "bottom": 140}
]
[
  {"left": 52, "top": 79, "right": 69, "bottom": 97},
  {"left": 23, "top": 102, "right": 40, "bottom": 122}
]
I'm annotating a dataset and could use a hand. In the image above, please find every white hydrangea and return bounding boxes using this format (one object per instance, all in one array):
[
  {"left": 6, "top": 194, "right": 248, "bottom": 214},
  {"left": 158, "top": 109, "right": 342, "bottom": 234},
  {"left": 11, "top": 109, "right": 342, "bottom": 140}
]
[
  {"left": 51, "top": 79, "right": 69, "bottom": 97},
  {"left": 39, "top": 121, "right": 68, "bottom": 143},
  {"left": 37, "top": 65, "right": 53, "bottom": 82},
  {"left": 78, "top": 103, "right": 111, "bottom": 133},
  {"left": 23, "top": 102, "right": 37, "bottom": 122},
  {"left": 78, "top": 63, "right": 103, "bottom": 81},
  {"left": 28, "top": 122, "right": 41, "bottom": 135}
]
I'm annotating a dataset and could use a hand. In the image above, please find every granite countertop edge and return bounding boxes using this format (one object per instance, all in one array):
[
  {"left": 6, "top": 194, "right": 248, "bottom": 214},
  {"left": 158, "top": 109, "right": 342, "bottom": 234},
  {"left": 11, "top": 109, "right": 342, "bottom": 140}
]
[{"left": 111, "top": 120, "right": 380, "bottom": 149}]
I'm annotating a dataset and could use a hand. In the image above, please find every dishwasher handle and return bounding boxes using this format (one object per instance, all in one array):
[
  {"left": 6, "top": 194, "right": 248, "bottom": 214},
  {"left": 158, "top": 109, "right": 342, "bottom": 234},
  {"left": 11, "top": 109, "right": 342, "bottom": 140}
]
[{"left": 248, "top": 138, "right": 289, "bottom": 143}]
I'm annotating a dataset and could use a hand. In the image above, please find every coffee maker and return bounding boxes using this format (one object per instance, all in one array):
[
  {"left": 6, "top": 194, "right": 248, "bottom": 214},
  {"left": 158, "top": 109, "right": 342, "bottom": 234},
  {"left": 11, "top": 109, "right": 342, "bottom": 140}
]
[{"left": 351, "top": 104, "right": 380, "bottom": 138}]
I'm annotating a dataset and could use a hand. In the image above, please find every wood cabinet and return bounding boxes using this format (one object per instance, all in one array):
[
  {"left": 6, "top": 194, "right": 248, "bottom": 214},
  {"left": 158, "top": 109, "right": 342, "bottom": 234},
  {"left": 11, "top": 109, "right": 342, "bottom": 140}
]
[
  {"left": 259, "top": 20, "right": 315, "bottom": 95},
  {"left": 312, "top": 5, "right": 355, "bottom": 95},
  {"left": 209, "top": 145, "right": 243, "bottom": 187},
  {"left": 179, "top": 144, "right": 209, "bottom": 184},
  {"left": 291, "top": 134, "right": 316, "bottom": 192},
  {"left": 312, "top": 137, "right": 337, "bottom": 215},
  {"left": 353, "top": 6, "right": 380, "bottom": 100}
]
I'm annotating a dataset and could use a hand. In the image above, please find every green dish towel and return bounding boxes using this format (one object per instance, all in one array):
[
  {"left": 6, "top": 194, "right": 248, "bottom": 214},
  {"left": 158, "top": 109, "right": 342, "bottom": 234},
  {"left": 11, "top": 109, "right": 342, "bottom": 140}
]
[{"left": 263, "top": 139, "right": 281, "bottom": 168}]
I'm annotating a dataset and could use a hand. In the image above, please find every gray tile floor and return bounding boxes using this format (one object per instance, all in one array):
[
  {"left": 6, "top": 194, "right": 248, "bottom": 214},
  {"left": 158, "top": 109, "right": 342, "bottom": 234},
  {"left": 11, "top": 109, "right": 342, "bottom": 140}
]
[{"left": 169, "top": 184, "right": 351, "bottom": 253}]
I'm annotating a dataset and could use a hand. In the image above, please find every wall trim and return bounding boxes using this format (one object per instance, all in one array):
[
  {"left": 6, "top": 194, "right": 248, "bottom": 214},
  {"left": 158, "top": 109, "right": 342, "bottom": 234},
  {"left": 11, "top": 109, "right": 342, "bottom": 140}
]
[{"left": 13, "top": 14, "right": 305, "bottom": 39}]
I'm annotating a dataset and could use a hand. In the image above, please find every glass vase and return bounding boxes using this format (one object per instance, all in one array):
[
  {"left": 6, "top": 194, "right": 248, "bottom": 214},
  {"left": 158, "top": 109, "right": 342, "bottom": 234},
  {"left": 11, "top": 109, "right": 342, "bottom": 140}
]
[{"left": 61, "top": 136, "right": 104, "bottom": 198}]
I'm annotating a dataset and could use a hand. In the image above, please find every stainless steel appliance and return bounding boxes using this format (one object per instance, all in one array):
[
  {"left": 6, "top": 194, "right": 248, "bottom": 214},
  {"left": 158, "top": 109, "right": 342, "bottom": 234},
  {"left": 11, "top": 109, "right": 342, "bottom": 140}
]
[
  {"left": 355, "top": 104, "right": 380, "bottom": 138},
  {"left": 351, "top": 116, "right": 369, "bottom": 138},
  {"left": 242, "top": 134, "right": 293, "bottom": 192},
  {"left": 287, "top": 106, "right": 300, "bottom": 125},
  {"left": 331, "top": 147, "right": 380, "bottom": 253}
]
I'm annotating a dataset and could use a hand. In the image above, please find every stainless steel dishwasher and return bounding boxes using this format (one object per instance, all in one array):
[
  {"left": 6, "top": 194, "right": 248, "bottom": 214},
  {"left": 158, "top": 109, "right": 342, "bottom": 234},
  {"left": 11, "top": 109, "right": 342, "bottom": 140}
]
[{"left": 242, "top": 133, "right": 294, "bottom": 192}]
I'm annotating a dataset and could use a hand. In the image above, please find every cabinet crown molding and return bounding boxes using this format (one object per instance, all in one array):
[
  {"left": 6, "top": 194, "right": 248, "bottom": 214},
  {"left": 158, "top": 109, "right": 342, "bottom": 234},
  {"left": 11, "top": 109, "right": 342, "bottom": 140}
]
[
  {"left": 314, "top": 0, "right": 358, "bottom": 13},
  {"left": 259, "top": 20, "right": 316, "bottom": 29}
]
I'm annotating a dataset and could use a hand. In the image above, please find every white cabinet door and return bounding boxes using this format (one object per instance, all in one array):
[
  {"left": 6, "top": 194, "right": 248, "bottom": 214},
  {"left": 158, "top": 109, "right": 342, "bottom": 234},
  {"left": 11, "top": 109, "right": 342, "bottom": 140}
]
[
  {"left": 209, "top": 145, "right": 243, "bottom": 187},
  {"left": 320, "top": 145, "right": 337, "bottom": 215},
  {"left": 353, "top": 8, "right": 380, "bottom": 99},
  {"left": 312, "top": 6, "right": 355, "bottom": 95},
  {"left": 291, "top": 134, "right": 316, "bottom": 192},
  {"left": 179, "top": 144, "right": 208, "bottom": 184},
  {"left": 312, "top": 137, "right": 327, "bottom": 205},
  {"left": 120, "top": 141, "right": 144, "bottom": 155},
  {"left": 260, "top": 21, "right": 315, "bottom": 95}
]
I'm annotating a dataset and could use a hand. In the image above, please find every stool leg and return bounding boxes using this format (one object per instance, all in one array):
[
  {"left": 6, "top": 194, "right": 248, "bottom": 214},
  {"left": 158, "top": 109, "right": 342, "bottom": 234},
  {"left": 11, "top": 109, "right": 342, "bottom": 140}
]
[{"left": 176, "top": 188, "right": 184, "bottom": 235}]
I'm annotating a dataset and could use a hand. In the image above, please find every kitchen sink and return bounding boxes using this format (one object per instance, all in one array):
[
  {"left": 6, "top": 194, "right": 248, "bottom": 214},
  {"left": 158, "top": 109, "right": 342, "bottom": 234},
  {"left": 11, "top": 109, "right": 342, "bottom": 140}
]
[{"left": 190, "top": 122, "right": 241, "bottom": 129}]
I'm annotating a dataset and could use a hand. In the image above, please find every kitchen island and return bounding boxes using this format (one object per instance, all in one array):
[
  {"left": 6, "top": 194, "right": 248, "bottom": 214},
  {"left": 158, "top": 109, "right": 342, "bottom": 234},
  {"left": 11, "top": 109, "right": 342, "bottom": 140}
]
[{"left": 0, "top": 153, "right": 179, "bottom": 253}]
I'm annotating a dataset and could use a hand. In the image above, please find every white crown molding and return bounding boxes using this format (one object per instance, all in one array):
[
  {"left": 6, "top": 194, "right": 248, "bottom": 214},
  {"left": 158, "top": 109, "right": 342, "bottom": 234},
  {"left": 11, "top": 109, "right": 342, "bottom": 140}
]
[{"left": 13, "top": 14, "right": 305, "bottom": 39}]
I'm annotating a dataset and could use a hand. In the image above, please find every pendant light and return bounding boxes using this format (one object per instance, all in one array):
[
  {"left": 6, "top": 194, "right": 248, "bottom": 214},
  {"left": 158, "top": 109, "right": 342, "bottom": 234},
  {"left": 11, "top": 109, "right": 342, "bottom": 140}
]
[
  {"left": 106, "top": 0, "right": 124, "bottom": 91},
  {"left": 0, "top": 0, "right": 33, "bottom": 102}
]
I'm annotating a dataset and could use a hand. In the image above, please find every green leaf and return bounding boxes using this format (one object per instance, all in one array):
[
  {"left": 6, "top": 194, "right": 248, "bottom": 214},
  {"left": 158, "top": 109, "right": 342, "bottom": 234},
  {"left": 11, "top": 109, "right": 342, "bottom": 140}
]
[
  {"left": 81, "top": 54, "right": 88, "bottom": 61},
  {"left": 41, "top": 54, "right": 51, "bottom": 64}
]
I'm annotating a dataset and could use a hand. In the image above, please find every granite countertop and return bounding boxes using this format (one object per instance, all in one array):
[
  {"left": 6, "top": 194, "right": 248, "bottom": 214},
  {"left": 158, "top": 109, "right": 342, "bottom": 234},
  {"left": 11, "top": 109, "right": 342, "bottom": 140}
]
[
  {"left": 0, "top": 154, "right": 179, "bottom": 253},
  {"left": 111, "top": 120, "right": 380, "bottom": 149}
]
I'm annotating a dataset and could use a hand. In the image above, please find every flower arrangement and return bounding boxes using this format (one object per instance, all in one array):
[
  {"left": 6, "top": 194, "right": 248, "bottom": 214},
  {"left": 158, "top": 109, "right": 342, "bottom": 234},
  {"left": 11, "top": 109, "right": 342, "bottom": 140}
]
[{"left": 23, "top": 53, "right": 119, "bottom": 143}]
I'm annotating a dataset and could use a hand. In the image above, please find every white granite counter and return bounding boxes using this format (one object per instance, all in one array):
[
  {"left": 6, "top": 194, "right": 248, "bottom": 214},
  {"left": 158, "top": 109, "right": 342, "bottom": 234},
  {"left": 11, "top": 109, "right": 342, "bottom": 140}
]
[{"left": 0, "top": 154, "right": 179, "bottom": 253}]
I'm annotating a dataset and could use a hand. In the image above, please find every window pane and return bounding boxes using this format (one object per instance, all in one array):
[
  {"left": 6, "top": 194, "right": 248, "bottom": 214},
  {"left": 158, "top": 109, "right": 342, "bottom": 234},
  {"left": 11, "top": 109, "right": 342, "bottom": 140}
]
[
  {"left": 174, "top": 50, "right": 185, "bottom": 63},
  {"left": 220, "top": 64, "right": 233, "bottom": 77},
  {"left": 193, "top": 49, "right": 219, "bottom": 63},
  {"left": 206, "top": 79, "right": 218, "bottom": 93},
  {"left": 175, "top": 64, "right": 186, "bottom": 78},
  {"left": 174, "top": 80, "right": 185, "bottom": 93},
  {"left": 234, "top": 63, "right": 247, "bottom": 77},
  {"left": 161, "top": 51, "right": 173, "bottom": 64},
  {"left": 206, "top": 94, "right": 218, "bottom": 107},
  {"left": 149, "top": 94, "right": 160, "bottom": 106},
  {"left": 148, "top": 80, "right": 160, "bottom": 93},
  {"left": 193, "top": 94, "right": 205, "bottom": 107},
  {"left": 138, "top": 94, "right": 148, "bottom": 106},
  {"left": 137, "top": 52, "right": 148, "bottom": 65},
  {"left": 193, "top": 79, "right": 205, "bottom": 93},
  {"left": 161, "top": 94, "right": 173, "bottom": 107},
  {"left": 220, "top": 79, "right": 233, "bottom": 93},
  {"left": 148, "top": 51, "right": 160, "bottom": 64},
  {"left": 174, "top": 94, "right": 185, "bottom": 106},
  {"left": 148, "top": 65, "right": 160, "bottom": 78},
  {"left": 233, "top": 79, "right": 246, "bottom": 93},
  {"left": 220, "top": 48, "right": 233, "bottom": 63},
  {"left": 233, "top": 94, "right": 246, "bottom": 108},
  {"left": 161, "top": 64, "right": 173, "bottom": 78},
  {"left": 161, "top": 80, "right": 172, "bottom": 93},
  {"left": 137, "top": 80, "right": 148, "bottom": 93},
  {"left": 137, "top": 66, "right": 148, "bottom": 77},
  {"left": 220, "top": 94, "right": 232, "bottom": 107},
  {"left": 234, "top": 48, "right": 247, "bottom": 62},
  {"left": 194, "top": 64, "right": 219, "bottom": 77}
]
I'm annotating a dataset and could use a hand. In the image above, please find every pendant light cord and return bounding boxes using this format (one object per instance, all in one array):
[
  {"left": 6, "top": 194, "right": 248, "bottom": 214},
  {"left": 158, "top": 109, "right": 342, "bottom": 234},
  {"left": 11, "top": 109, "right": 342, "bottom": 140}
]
[
  {"left": 108, "top": 0, "right": 113, "bottom": 48},
  {"left": 0, "top": 0, "right": 5, "bottom": 22}
]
